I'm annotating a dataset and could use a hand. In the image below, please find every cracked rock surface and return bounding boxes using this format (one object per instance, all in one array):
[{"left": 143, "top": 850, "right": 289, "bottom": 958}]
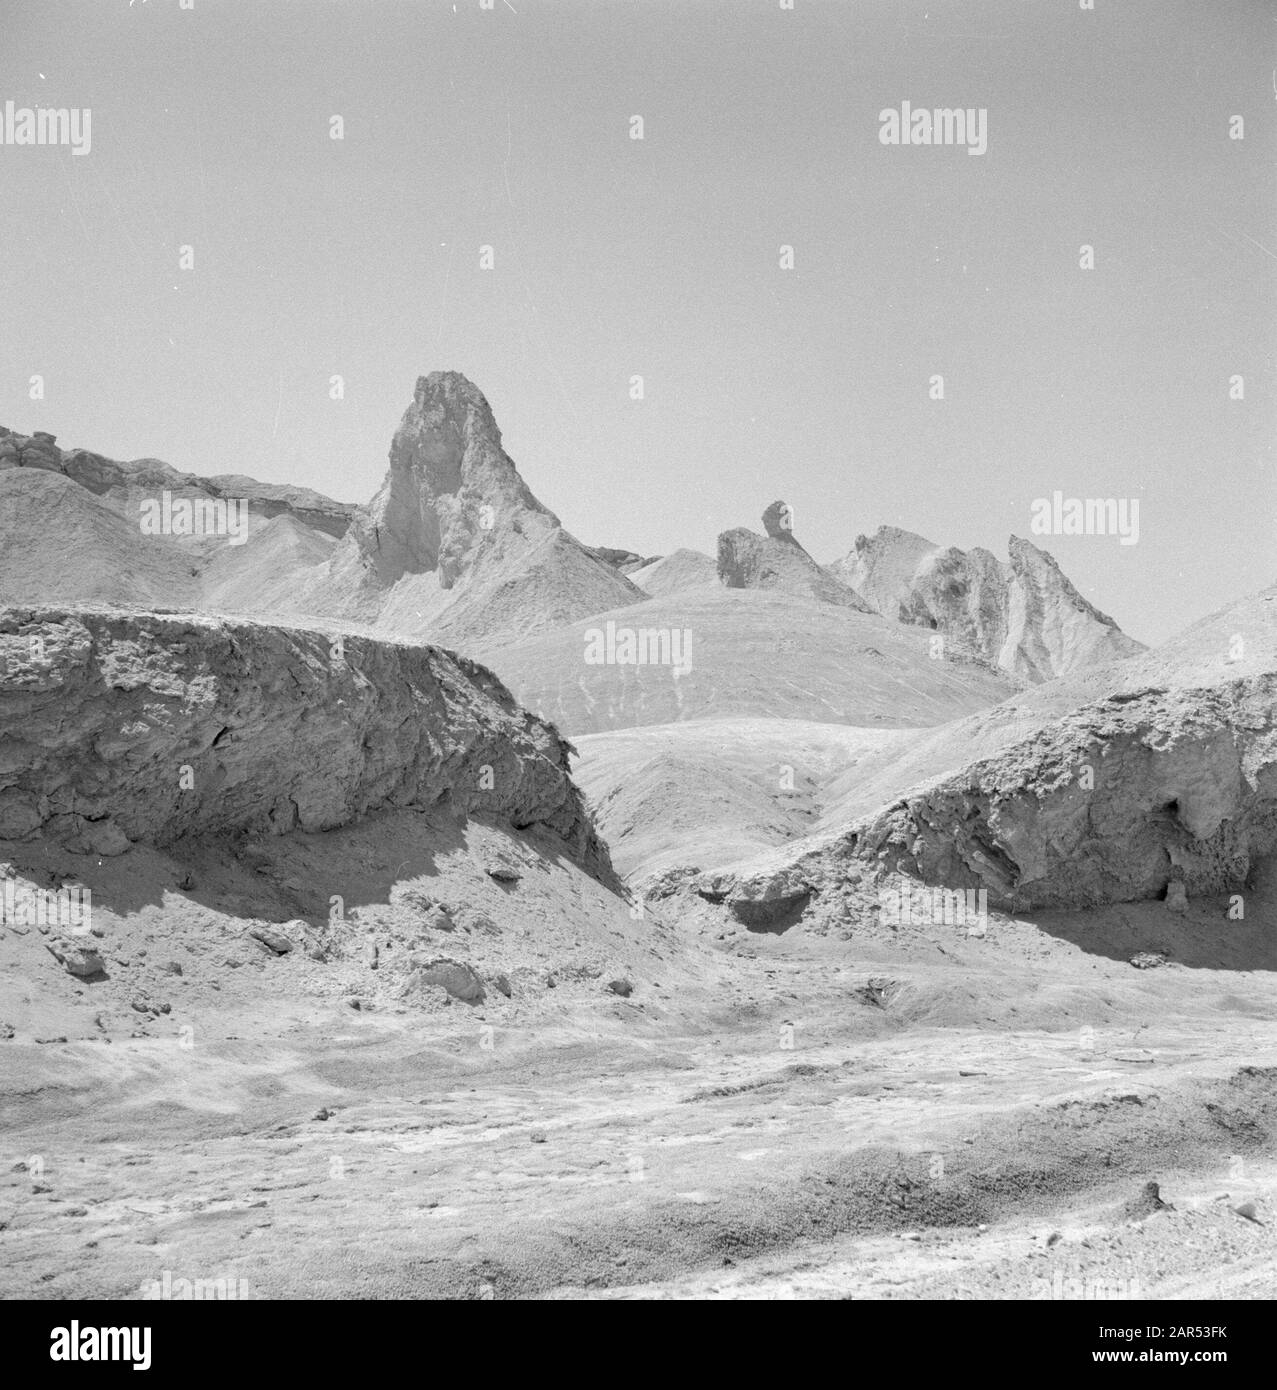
[{"left": 0, "top": 606, "right": 614, "bottom": 883}]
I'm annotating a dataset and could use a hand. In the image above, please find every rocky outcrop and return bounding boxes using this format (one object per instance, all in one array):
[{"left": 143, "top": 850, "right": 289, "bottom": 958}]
[
  {"left": 1, "top": 377, "right": 650, "bottom": 650},
  {"left": 290, "top": 372, "right": 645, "bottom": 648},
  {"left": 706, "top": 675, "right": 1277, "bottom": 920},
  {"left": 855, "top": 678, "right": 1277, "bottom": 909},
  {"left": 347, "top": 373, "right": 554, "bottom": 590},
  {"left": 831, "top": 526, "right": 1143, "bottom": 682},
  {"left": 0, "top": 607, "right": 615, "bottom": 883},
  {"left": 999, "top": 536, "right": 1144, "bottom": 679},
  {"left": 762, "top": 500, "right": 795, "bottom": 540},
  {"left": 586, "top": 546, "right": 662, "bottom": 575},
  {"left": 830, "top": 525, "right": 939, "bottom": 617},
  {"left": 0, "top": 426, "right": 354, "bottom": 540},
  {"left": 694, "top": 585, "right": 1277, "bottom": 921},
  {"left": 718, "top": 503, "right": 875, "bottom": 611},
  {"left": 0, "top": 429, "right": 61, "bottom": 473}
]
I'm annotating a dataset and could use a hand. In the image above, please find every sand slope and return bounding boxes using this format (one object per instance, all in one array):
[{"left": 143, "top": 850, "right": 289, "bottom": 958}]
[
  {"left": 0, "top": 471, "right": 199, "bottom": 610},
  {"left": 482, "top": 587, "right": 1019, "bottom": 737}
]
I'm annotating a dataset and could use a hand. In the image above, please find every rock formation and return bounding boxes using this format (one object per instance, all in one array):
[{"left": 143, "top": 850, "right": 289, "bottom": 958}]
[
  {"left": 830, "top": 525, "right": 941, "bottom": 617},
  {"left": 696, "top": 584, "right": 1277, "bottom": 922},
  {"left": 350, "top": 372, "right": 552, "bottom": 590},
  {"left": 586, "top": 546, "right": 662, "bottom": 575},
  {"left": 0, "top": 426, "right": 356, "bottom": 618},
  {"left": 0, "top": 425, "right": 354, "bottom": 540},
  {"left": 718, "top": 502, "right": 875, "bottom": 611},
  {"left": 0, "top": 606, "right": 614, "bottom": 882},
  {"left": 867, "top": 676, "right": 1276, "bottom": 909},
  {"left": 762, "top": 500, "right": 795, "bottom": 539},
  {"left": 289, "top": 372, "right": 645, "bottom": 648},
  {"left": 831, "top": 526, "right": 1143, "bottom": 682},
  {"left": 713, "top": 674, "right": 1277, "bottom": 920}
]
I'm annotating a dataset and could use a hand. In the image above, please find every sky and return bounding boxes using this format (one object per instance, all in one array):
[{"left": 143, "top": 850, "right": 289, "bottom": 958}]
[{"left": 1, "top": 0, "right": 1273, "bottom": 644}]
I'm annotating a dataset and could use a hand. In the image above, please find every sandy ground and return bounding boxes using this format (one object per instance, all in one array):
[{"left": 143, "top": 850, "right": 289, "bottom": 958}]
[
  {"left": 573, "top": 717, "right": 918, "bottom": 879},
  {"left": 1, "top": 817, "right": 1273, "bottom": 1300}
]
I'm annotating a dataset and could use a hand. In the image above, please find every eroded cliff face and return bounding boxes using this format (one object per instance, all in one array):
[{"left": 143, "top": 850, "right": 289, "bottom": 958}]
[
  {"left": 350, "top": 372, "right": 556, "bottom": 590},
  {"left": 832, "top": 527, "right": 1143, "bottom": 682},
  {"left": 0, "top": 607, "right": 614, "bottom": 882},
  {"left": 289, "top": 372, "right": 644, "bottom": 647},
  {"left": 706, "top": 676, "right": 1277, "bottom": 920}
]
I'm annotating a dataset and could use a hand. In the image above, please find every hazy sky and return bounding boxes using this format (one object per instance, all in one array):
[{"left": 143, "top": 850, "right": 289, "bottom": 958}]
[{"left": 1, "top": 0, "right": 1273, "bottom": 643}]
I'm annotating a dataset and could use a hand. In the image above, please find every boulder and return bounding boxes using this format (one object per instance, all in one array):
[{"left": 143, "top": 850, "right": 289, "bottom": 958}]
[
  {"left": 248, "top": 926, "right": 294, "bottom": 955},
  {"left": 45, "top": 937, "right": 105, "bottom": 978},
  {"left": 761, "top": 500, "right": 795, "bottom": 539},
  {"left": 411, "top": 957, "right": 485, "bottom": 1003}
]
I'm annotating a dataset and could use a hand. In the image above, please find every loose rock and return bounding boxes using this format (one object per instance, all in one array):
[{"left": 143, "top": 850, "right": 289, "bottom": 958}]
[
  {"left": 411, "top": 958, "right": 485, "bottom": 1003},
  {"left": 44, "top": 938, "right": 105, "bottom": 979},
  {"left": 248, "top": 926, "right": 294, "bottom": 955}
]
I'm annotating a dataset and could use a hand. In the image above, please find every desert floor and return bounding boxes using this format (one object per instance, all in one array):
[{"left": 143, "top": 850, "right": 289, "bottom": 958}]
[{"left": 2, "top": 823, "right": 1272, "bottom": 1300}]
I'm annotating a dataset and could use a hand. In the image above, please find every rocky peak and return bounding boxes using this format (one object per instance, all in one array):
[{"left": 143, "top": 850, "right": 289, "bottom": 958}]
[
  {"left": 718, "top": 504, "right": 874, "bottom": 611},
  {"left": 1006, "top": 533, "right": 1123, "bottom": 627},
  {"left": 762, "top": 500, "right": 796, "bottom": 540},
  {"left": 349, "top": 371, "right": 559, "bottom": 591},
  {"left": 830, "top": 525, "right": 1143, "bottom": 682},
  {"left": 288, "top": 373, "right": 646, "bottom": 648},
  {"left": 836, "top": 526, "right": 939, "bottom": 618},
  {"left": 0, "top": 427, "right": 64, "bottom": 474}
]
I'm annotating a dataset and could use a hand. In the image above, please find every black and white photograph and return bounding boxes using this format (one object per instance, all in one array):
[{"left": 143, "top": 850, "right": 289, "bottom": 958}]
[{"left": 0, "top": 0, "right": 1274, "bottom": 1344}]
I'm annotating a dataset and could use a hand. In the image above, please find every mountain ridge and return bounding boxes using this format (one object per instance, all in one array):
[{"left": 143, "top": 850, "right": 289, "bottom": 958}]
[{"left": 830, "top": 523, "right": 1144, "bottom": 682}]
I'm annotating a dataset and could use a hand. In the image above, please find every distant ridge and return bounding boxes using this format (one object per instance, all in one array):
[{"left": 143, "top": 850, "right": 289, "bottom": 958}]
[
  {"left": 830, "top": 525, "right": 1144, "bottom": 682},
  {"left": 0, "top": 424, "right": 354, "bottom": 540}
]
